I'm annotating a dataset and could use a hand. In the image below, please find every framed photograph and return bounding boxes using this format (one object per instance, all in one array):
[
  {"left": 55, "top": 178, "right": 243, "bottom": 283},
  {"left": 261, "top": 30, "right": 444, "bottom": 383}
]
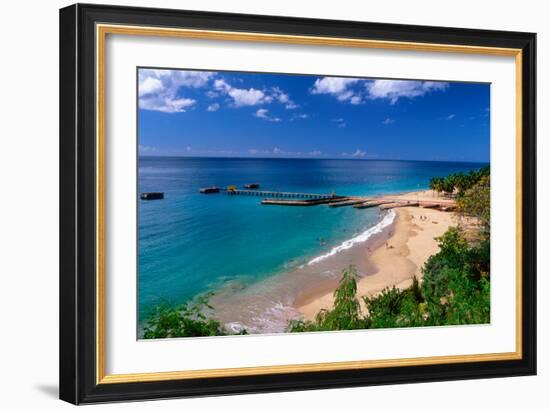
[{"left": 59, "top": 3, "right": 536, "bottom": 404}]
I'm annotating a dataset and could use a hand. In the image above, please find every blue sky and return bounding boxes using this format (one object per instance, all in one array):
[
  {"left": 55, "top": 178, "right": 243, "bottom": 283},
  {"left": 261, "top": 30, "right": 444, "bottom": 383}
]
[{"left": 138, "top": 68, "right": 490, "bottom": 162}]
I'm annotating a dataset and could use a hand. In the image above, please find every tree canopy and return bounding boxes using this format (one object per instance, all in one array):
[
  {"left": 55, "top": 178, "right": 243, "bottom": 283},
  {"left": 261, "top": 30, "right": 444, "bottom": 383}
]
[{"left": 429, "top": 166, "right": 489, "bottom": 197}]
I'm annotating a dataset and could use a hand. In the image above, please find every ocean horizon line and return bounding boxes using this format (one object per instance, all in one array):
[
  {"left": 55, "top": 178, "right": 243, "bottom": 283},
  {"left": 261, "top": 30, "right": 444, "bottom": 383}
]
[{"left": 138, "top": 155, "right": 489, "bottom": 165}]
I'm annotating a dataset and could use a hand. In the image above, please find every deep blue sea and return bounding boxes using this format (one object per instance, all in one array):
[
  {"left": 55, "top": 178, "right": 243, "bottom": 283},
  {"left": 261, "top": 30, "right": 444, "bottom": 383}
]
[{"left": 138, "top": 157, "right": 485, "bottom": 322}]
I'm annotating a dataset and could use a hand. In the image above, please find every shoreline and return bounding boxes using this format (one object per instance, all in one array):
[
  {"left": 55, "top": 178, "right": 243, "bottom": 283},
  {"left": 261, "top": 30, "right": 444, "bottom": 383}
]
[
  {"left": 208, "top": 210, "right": 393, "bottom": 334},
  {"left": 295, "top": 201, "right": 456, "bottom": 320},
  {"left": 209, "top": 189, "right": 457, "bottom": 333}
]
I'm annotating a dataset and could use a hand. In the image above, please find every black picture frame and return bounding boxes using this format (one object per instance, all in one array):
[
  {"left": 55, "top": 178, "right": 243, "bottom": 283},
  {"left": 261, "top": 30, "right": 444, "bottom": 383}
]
[{"left": 60, "top": 3, "right": 536, "bottom": 404}]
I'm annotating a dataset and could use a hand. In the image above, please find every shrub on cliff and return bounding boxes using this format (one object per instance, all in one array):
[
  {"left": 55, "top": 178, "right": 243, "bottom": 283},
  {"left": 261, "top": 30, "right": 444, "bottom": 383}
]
[
  {"left": 142, "top": 293, "right": 227, "bottom": 339},
  {"left": 363, "top": 276, "right": 425, "bottom": 329},
  {"left": 421, "top": 228, "right": 490, "bottom": 326},
  {"left": 288, "top": 266, "right": 368, "bottom": 332}
]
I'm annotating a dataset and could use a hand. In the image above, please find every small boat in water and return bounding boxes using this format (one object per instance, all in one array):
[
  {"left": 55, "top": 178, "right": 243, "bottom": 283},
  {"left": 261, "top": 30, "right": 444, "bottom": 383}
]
[
  {"left": 244, "top": 183, "right": 260, "bottom": 189},
  {"left": 140, "top": 192, "right": 164, "bottom": 200},
  {"left": 199, "top": 186, "right": 220, "bottom": 194}
]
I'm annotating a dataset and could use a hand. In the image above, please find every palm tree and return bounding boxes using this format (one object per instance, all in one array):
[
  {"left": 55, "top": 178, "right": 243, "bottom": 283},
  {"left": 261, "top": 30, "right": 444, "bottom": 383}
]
[{"left": 429, "top": 177, "right": 444, "bottom": 197}]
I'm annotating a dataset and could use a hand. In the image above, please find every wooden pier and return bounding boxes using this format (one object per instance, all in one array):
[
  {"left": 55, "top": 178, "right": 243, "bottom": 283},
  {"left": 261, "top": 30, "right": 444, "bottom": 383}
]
[
  {"left": 198, "top": 184, "right": 457, "bottom": 212},
  {"left": 229, "top": 189, "right": 339, "bottom": 199}
]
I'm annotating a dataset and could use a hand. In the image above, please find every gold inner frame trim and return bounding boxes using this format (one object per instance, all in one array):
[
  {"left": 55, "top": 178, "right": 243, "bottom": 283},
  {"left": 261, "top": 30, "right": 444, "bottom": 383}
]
[{"left": 96, "top": 23, "right": 523, "bottom": 385}]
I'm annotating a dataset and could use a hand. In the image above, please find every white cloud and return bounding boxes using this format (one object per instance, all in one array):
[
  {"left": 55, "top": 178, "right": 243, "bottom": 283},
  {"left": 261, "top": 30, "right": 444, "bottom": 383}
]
[
  {"left": 336, "top": 90, "right": 354, "bottom": 101},
  {"left": 366, "top": 80, "right": 448, "bottom": 104},
  {"left": 292, "top": 113, "right": 309, "bottom": 120},
  {"left": 213, "top": 79, "right": 231, "bottom": 92},
  {"left": 332, "top": 118, "right": 347, "bottom": 128},
  {"left": 139, "top": 96, "right": 196, "bottom": 113},
  {"left": 230, "top": 88, "right": 266, "bottom": 107},
  {"left": 311, "top": 77, "right": 364, "bottom": 104},
  {"left": 308, "top": 150, "right": 322, "bottom": 156},
  {"left": 268, "top": 87, "right": 299, "bottom": 109},
  {"left": 245, "top": 147, "right": 308, "bottom": 157},
  {"left": 350, "top": 95, "right": 363, "bottom": 105},
  {"left": 214, "top": 79, "right": 268, "bottom": 107},
  {"left": 247, "top": 148, "right": 291, "bottom": 156},
  {"left": 311, "top": 77, "right": 448, "bottom": 105},
  {"left": 208, "top": 79, "right": 298, "bottom": 112},
  {"left": 138, "top": 69, "right": 215, "bottom": 113},
  {"left": 272, "top": 87, "right": 289, "bottom": 103},
  {"left": 254, "top": 108, "right": 269, "bottom": 119},
  {"left": 138, "top": 77, "right": 163, "bottom": 97},
  {"left": 311, "top": 77, "right": 360, "bottom": 95},
  {"left": 382, "top": 118, "right": 395, "bottom": 125},
  {"left": 254, "top": 108, "right": 281, "bottom": 122},
  {"left": 207, "top": 103, "right": 220, "bottom": 112},
  {"left": 341, "top": 149, "right": 367, "bottom": 158},
  {"left": 446, "top": 113, "right": 456, "bottom": 120},
  {"left": 138, "top": 145, "right": 157, "bottom": 154},
  {"left": 186, "top": 146, "right": 191, "bottom": 152}
]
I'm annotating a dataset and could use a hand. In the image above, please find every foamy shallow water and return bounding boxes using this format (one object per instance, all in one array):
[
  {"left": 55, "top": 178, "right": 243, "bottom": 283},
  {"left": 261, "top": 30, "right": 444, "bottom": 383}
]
[
  {"left": 307, "top": 210, "right": 396, "bottom": 265},
  {"left": 209, "top": 210, "right": 396, "bottom": 334}
]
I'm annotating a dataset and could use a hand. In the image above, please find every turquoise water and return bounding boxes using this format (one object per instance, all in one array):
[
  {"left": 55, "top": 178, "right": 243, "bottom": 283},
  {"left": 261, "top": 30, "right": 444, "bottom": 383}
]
[{"left": 138, "top": 157, "right": 485, "bottom": 321}]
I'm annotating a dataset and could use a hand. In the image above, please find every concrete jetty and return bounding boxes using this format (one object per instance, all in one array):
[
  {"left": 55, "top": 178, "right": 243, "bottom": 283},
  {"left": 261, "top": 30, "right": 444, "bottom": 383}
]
[
  {"left": 328, "top": 199, "right": 369, "bottom": 207},
  {"left": 261, "top": 196, "right": 348, "bottom": 206},
  {"left": 353, "top": 200, "right": 392, "bottom": 209}
]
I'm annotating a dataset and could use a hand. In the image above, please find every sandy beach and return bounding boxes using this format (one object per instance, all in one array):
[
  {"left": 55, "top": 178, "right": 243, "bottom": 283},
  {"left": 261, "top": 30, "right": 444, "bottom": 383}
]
[
  {"left": 295, "top": 192, "right": 457, "bottom": 320},
  {"left": 207, "top": 189, "right": 458, "bottom": 333}
]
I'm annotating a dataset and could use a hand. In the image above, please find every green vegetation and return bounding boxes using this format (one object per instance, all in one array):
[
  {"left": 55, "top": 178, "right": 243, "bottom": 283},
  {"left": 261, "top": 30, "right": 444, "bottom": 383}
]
[
  {"left": 142, "top": 293, "right": 247, "bottom": 339},
  {"left": 288, "top": 267, "right": 368, "bottom": 332},
  {"left": 290, "top": 168, "right": 491, "bottom": 332},
  {"left": 363, "top": 276, "right": 425, "bottom": 329},
  {"left": 417, "top": 227, "right": 490, "bottom": 326},
  {"left": 429, "top": 165, "right": 489, "bottom": 197},
  {"left": 456, "top": 174, "right": 490, "bottom": 238}
]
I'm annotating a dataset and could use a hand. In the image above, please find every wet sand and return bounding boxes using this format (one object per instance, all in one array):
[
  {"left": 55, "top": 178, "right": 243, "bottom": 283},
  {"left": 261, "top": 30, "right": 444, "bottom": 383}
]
[{"left": 296, "top": 206, "right": 456, "bottom": 320}]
